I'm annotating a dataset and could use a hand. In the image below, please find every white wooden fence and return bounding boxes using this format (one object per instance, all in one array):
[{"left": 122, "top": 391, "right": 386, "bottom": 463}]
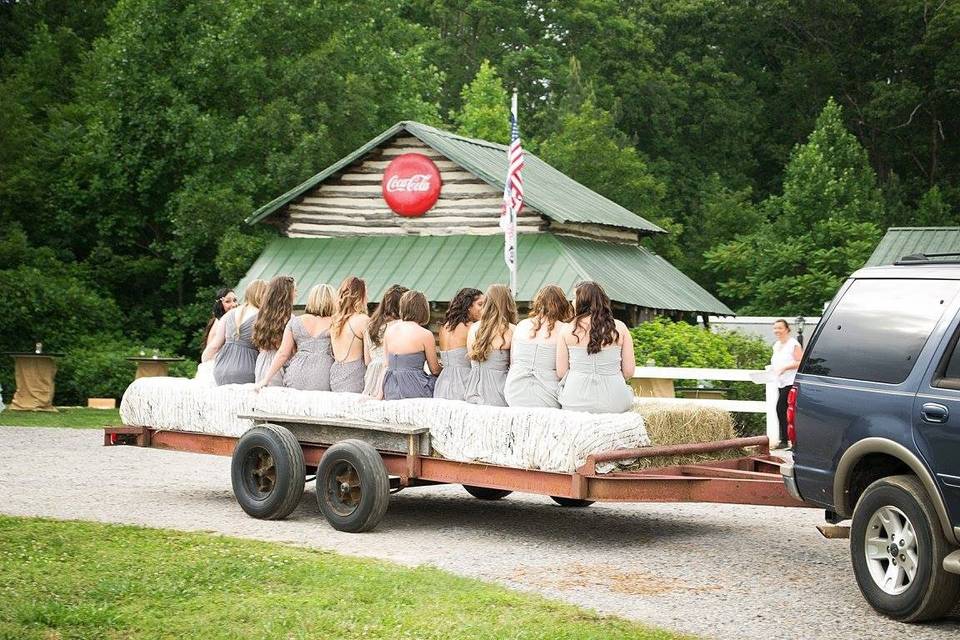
[{"left": 631, "top": 367, "right": 782, "bottom": 448}]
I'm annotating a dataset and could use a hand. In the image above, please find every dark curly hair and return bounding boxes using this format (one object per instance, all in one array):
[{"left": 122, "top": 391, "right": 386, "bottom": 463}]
[
  {"left": 571, "top": 281, "right": 618, "bottom": 355},
  {"left": 368, "top": 284, "right": 409, "bottom": 347},
  {"left": 442, "top": 287, "right": 483, "bottom": 331}
]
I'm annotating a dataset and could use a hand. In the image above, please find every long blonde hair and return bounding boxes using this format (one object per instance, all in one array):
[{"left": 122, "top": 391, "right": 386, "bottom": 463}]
[
  {"left": 333, "top": 276, "right": 367, "bottom": 336},
  {"left": 234, "top": 279, "right": 268, "bottom": 337},
  {"left": 469, "top": 284, "right": 517, "bottom": 362}
]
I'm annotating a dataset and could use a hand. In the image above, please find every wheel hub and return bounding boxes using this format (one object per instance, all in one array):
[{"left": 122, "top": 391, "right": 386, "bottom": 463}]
[
  {"left": 864, "top": 505, "right": 918, "bottom": 596},
  {"left": 325, "top": 460, "right": 362, "bottom": 517}
]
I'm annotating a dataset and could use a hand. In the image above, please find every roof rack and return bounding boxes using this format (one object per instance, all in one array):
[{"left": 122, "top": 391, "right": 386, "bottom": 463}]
[{"left": 895, "top": 252, "right": 960, "bottom": 266}]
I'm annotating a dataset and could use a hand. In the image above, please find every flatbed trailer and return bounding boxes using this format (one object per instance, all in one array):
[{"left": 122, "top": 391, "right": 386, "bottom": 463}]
[{"left": 104, "top": 412, "right": 809, "bottom": 532}]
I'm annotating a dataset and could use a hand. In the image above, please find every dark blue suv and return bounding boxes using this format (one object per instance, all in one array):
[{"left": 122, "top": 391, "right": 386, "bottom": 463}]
[{"left": 781, "top": 260, "right": 960, "bottom": 621}]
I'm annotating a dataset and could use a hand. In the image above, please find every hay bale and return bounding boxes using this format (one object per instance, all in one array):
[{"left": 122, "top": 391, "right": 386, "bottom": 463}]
[{"left": 626, "top": 400, "right": 743, "bottom": 469}]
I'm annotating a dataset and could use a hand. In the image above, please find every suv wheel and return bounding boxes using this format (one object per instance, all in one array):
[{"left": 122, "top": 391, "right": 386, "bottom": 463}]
[{"left": 850, "top": 475, "right": 960, "bottom": 621}]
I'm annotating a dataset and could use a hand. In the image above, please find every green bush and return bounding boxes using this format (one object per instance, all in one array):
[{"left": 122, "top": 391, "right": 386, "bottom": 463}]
[{"left": 630, "top": 318, "right": 772, "bottom": 435}]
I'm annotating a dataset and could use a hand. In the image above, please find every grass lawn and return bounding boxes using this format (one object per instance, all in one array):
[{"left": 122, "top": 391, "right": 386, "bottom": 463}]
[
  {"left": 0, "top": 407, "right": 120, "bottom": 429},
  {"left": 0, "top": 517, "right": 686, "bottom": 640}
]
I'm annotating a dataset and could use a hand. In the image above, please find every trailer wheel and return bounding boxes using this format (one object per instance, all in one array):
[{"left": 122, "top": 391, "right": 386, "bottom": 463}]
[
  {"left": 316, "top": 440, "right": 389, "bottom": 533},
  {"left": 850, "top": 474, "right": 960, "bottom": 621},
  {"left": 231, "top": 424, "right": 305, "bottom": 520},
  {"left": 551, "top": 496, "right": 595, "bottom": 508},
  {"left": 462, "top": 485, "right": 512, "bottom": 500}
]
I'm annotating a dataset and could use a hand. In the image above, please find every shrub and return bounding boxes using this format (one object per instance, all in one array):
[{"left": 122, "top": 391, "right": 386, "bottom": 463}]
[{"left": 630, "top": 318, "right": 772, "bottom": 435}]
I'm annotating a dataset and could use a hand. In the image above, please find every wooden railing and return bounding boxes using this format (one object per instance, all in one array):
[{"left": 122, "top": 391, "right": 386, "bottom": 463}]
[{"left": 631, "top": 366, "right": 781, "bottom": 448}]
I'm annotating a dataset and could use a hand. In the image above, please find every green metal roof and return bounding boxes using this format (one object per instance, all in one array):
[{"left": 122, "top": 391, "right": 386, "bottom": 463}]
[
  {"left": 865, "top": 227, "right": 960, "bottom": 266},
  {"left": 236, "top": 234, "right": 732, "bottom": 315},
  {"left": 246, "top": 121, "right": 663, "bottom": 234}
]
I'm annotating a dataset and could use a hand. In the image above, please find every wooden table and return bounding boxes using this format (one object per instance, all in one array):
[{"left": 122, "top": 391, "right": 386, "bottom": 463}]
[
  {"left": 3, "top": 352, "right": 64, "bottom": 412},
  {"left": 126, "top": 357, "right": 186, "bottom": 379}
]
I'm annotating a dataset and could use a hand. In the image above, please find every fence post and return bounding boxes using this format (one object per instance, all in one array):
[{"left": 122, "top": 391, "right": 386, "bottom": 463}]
[{"left": 765, "top": 381, "right": 780, "bottom": 448}]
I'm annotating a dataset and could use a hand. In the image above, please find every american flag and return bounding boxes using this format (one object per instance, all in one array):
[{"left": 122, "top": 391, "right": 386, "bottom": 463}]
[{"left": 500, "top": 90, "right": 523, "bottom": 296}]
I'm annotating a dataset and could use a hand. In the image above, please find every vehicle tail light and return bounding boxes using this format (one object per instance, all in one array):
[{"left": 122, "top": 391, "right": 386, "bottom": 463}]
[{"left": 786, "top": 386, "right": 798, "bottom": 444}]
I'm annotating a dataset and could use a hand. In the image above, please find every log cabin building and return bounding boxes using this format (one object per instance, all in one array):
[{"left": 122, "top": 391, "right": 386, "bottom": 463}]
[{"left": 238, "top": 121, "right": 732, "bottom": 323}]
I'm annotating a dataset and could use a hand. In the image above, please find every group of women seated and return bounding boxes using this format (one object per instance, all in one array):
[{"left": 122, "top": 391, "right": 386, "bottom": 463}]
[{"left": 201, "top": 276, "right": 636, "bottom": 414}]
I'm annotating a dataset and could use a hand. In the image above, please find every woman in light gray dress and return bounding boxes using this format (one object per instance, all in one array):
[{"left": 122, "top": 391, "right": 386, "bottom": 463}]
[
  {"left": 256, "top": 284, "right": 337, "bottom": 392},
  {"left": 330, "top": 276, "right": 369, "bottom": 393},
  {"left": 505, "top": 285, "right": 572, "bottom": 408},
  {"left": 363, "top": 284, "right": 408, "bottom": 398},
  {"left": 382, "top": 291, "right": 440, "bottom": 400},
  {"left": 252, "top": 275, "right": 296, "bottom": 387},
  {"left": 434, "top": 287, "right": 483, "bottom": 401},
  {"left": 465, "top": 284, "right": 517, "bottom": 407},
  {"left": 556, "top": 281, "right": 635, "bottom": 414},
  {"left": 203, "top": 279, "right": 268, "bottom": 385}
]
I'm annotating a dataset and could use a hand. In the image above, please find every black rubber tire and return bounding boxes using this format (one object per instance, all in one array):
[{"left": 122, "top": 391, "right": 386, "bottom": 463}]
[
  {"left": 231, "top": 423, "right": 305, "bottom": 520},
  {"left": 850, "top": 474, "right": 960, "bottom": 622},
  {"left": 316, "top": 439, "right": 390, "bottom": 533},
  {"left": 551, "top": 496, "right": 595, "bottom": 508},
  {"left": 463, "top": 485, "right": 513, "bottom": 500}
]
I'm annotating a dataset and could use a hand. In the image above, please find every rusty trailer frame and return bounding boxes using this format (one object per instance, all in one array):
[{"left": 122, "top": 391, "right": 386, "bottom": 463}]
[{"left": 104, "top": 411, "right": 805, "bottom": 509}]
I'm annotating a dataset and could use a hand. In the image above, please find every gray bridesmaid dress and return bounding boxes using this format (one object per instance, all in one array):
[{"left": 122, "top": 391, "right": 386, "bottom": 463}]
[
  {"left": 255, "top": 349, "right": 283, "bottom": 387},
  {"left": 433, "top": 347, "right": 471, "bottom": 401},
  {"left": 558, "top": 346, "right": 634, "bottom": 413},
  {"left": 213, "top": 311, "right": 258, "bottom": 385},
  {"left": 382, "top": 352, "right": 436, "bottom": 400},
  {"left": 284, "top": 316, "right": 334, "bottom": 391},
  {"left": 329, "top": 320, "right": 367, "bottom": 393},
  {"left": 464, "top": 348, "right": 510, "bottom": 407},
  {"left": 362, "top": 329, "right": 386, "bottom": 398},
  {"left": 504, "top": 341, "right": 560, "bottom": 408}
]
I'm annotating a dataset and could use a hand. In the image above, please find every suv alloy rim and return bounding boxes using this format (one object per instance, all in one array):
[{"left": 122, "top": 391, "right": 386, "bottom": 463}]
[{"left": 864, "top": 505, "right": 919, "bottom": 595}]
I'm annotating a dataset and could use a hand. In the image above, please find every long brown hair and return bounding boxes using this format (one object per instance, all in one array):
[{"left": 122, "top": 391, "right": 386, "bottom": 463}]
[
  {"left": 469, "top": 284, "right": 518, "bottom": 362},
  {"left": 571, "top": 281, "right": 618, "bottom": 355},
  {"left": 252, "top": 275, "right": 295, "bottom": 351},
  {"left": 333, "top": 276, "right": 367, "bottom": 335},
  {"left": 368, "top": 284, "right": 409, "bottom": 346},
  {"left": 443, "top": 287, "right": 482, "bottom": 331},
  {"left": 528, "top": 285, "right": 572, "bottom": 339}
]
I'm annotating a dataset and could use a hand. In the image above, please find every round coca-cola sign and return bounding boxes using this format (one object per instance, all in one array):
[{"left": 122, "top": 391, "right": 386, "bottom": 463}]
[{"left": 381, "top": 153, "right": 442, "bottom": 217}]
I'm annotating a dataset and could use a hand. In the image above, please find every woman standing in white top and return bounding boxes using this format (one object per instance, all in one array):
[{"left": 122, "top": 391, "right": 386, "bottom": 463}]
[{"left": 771, "top": 318, "right": 804, "bottom": 448}]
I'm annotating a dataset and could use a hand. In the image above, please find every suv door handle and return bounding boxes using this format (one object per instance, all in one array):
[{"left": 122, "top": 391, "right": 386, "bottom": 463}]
[{"left": 921, "top": 403, "right": 949, "bottom": 424}]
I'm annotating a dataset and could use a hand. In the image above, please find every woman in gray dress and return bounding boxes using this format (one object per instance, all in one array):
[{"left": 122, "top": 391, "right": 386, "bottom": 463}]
[
  {"left": 382, "top": 291, "right": 440, "bottom": 400},
  {"left": 252, "top": 275, "right": 295, "bottom": 387},
  {"left": 255, "top": 283, "right": 336, "bottom": 391},
  {"left": 465, "top": 284, "right": 517, "bottom": 406},
  {"left": 434, "top": 287, "right": 483, "bottom": 401},
  {"left": 203, "top": 279, "right": 268, "bottom": 385},
  {"left": 363, "top": 284, "right": 408, "bottom": 399},
  {"left": 505, "top": 285, "right": 572, "bottom": 408},
  {"left": 556, "top": 281, "right": 635, "bottom": 413},
  {"left": 330, "top": 276, "right": 369, "bottom": 393}
]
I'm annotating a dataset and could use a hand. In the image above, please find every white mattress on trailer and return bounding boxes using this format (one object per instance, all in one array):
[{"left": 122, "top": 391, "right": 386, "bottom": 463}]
[{"left": 119, "top": 377, "right": 650, "bottom": 474}]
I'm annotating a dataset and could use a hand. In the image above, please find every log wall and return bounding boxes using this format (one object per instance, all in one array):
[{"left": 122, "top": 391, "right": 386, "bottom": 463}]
[{"left": 278, "top": 135, "right": 546, "bottom": 238}]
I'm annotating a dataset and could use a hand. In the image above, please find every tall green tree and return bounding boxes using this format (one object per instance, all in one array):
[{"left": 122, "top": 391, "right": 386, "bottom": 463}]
[
  {"left": 705, "top": 99, "right": 884, "bottom": 315},
  {"left": 454, "top": 60, "right": 510, "bottom": 143}
]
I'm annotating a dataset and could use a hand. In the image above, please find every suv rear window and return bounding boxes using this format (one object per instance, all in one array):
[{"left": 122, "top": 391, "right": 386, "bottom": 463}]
[{"left": 801, "top": 279, "right": 959, "bottom": 384}]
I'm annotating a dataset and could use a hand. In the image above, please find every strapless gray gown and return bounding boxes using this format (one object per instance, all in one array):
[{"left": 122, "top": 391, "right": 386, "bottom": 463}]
[
  {"left": 504, "top": 341, "right": 560, "bottom": 408},
  {"left": 433, "top": 347, "right": 471, "bottom": 401},
  {"left": 382, "top": 352, "right": 436, "bottom": 400},
  {"left": 465, "top": 349, "right": 510, "bottom": 407},
  {"left": 558, "top": 346, "right": 634, "bottom": 413}
]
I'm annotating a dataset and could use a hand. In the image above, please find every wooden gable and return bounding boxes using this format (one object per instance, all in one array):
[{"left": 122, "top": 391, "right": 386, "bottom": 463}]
[{"left": 272, "top": 135, "right": 546, "bottom": 238}]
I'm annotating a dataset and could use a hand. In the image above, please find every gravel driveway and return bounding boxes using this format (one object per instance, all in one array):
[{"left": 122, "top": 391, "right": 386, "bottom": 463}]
[{"left": 2, "top": 426, "right": 959, "bottom": 639}]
